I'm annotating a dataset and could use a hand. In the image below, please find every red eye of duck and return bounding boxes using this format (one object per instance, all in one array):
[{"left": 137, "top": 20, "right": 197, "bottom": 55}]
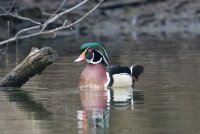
[{"left": 87, "top": 49, "right": 93, "bottom": 52}]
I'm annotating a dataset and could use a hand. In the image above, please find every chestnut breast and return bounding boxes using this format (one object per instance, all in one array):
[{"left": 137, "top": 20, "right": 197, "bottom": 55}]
[{"left": 79, "top": 64, "right": 108, "bottom": 88}]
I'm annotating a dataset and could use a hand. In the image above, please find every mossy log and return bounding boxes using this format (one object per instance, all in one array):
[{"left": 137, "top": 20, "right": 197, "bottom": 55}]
[{"left": 0, "top": 47, "right": 57, "bottom": 87}]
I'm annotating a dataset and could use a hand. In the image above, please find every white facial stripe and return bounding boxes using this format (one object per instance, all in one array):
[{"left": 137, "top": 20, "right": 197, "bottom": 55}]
[
  {"left": 97, "top": 50, "right": 109, "bottom": 66},
  {"left": 99, "top": 46, "right": 109, "bottom": 64},
  {"left": 101, "top": 46, "right": 109, "bottom": 58},
  {"left": 90, "top": 57, "right": 102, "bottom": 64}
]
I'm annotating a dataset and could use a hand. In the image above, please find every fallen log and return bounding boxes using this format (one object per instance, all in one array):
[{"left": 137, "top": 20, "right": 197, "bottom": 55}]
[{"left": 0, "top": 47, "right": 57, "bottom": 87}]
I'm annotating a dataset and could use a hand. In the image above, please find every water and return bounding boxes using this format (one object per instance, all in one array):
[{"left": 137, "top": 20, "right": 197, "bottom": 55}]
[{"left": 0, "top": 38, "right": 200, "bottom": 134}]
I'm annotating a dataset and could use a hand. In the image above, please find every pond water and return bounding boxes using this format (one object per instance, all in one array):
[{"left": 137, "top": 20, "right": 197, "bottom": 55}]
[{"left": 0, "top": 37, "right": 200, "bottom": 134}]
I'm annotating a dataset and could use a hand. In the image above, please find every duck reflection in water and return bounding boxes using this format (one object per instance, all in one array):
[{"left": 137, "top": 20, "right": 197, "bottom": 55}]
[
  {"left": 77, "top": 87, "right": 143, "bottom": 134},
  {"left": 77, "top": 89, "right": 109, "bottom": 134}
]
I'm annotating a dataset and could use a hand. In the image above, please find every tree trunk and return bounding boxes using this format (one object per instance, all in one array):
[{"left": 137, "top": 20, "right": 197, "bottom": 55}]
[{"left": 0, "top": 47, "right": 57, "bottom": 87}]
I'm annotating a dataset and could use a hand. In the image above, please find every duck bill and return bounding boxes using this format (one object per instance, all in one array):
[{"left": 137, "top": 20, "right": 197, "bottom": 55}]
[{"left": 74, "top": 50, "right": 86, "bottom": 63}]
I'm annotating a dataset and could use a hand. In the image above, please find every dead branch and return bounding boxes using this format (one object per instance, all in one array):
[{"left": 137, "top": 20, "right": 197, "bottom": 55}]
[
  {"left": 0, "top": 0, "right": 103, "bottom": 46},
  {"left": 0, "top": 47, "right": 57, "bottom": 87},
  {"left": 7, "top": 0, "right": 15, "bottom": 12},
  {"left": 0, "top": 5, "right": 41, "bottom": 25}
]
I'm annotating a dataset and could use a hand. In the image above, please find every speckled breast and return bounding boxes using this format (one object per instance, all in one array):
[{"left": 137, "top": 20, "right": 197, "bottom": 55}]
[{"left": 79, "top": 64, "right": 108, "bottom": 89}]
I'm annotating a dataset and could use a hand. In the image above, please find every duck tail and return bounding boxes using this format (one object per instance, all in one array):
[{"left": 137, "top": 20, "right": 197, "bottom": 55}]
[{"left": 130, "top": 64, "right": 144, "bottom": 80}]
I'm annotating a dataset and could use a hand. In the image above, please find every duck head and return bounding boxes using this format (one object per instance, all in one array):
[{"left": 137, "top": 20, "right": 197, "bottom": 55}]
[{"left": 74, "top": 42, "right": 109, "bottom": 67}]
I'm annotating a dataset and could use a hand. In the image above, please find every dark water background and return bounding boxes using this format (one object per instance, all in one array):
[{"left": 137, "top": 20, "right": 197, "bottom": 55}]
[{"left": 0, "top": 37, "right": 200, "bottom": 134}]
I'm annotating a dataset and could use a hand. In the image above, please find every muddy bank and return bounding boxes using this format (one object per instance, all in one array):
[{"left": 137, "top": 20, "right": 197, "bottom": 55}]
[
  {"left": 92, "top": 0, "right": 200, "bottom": 40},
  {"left": 131, "top": 0, "right": 200, "bottom": 40},
  {"left": 0, "top": 0, "right": 200, "bottom": 41}
]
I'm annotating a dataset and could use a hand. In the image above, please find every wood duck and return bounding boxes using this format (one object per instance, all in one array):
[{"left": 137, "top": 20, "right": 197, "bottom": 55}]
[{"left": 74, "top": 42, "right": 144, "bottom": 88}]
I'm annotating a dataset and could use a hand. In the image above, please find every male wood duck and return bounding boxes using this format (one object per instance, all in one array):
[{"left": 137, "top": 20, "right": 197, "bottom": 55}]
[{"left": 74, "top": 42, "right": 144, "bottom": 88}]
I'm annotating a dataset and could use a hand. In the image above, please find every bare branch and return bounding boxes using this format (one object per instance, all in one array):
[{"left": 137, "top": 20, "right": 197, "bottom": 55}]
[
  {"left": 41, "top": 0, "right": 88, "bottom": 32},
  {"left": 0, "top": 0, "right": 103, "bottom": 46},
  {"left": 0, "top": 6, "right": 41, "bottom": 25},
  {"left": 8, "top": 0, "right": 16, "bottom": 12},
  {"left": 20, "top": 1, "right": 102, "bottom": 39},
  {"left": 42, "top": 1, "right": 102, "bottom": 34},
  {"left": 3, "top": 21, "right": 10, "bottom": 54},
  {"left": 14, "top": 11, "right": 41, "bottom": 25},
  {"left": 0, "top": 6, "right": 9, "bottom": 14},
  {"left": 15, "top": 25, "right": 40, "bottom": 37},
  {"left": 0, "top": 0, "right": 15, "bottom": 16},
  {"left": 40, "top": 0, "right": 66, "bottom": 32},
  {"left": 46, "top": 0, "right": 66, "bottom": 22},
  {"left": 41, "top": 11, "right": 58, "bottom": 17}
]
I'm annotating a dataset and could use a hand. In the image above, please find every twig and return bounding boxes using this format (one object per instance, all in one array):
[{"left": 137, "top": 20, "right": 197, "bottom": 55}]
[
  {"left": 15, "top": 25, "right": 40, "bottom": 37},
  {"left": 15, "top": 38, "right": 19, "bottom": 64},
  {"left": 40, "top": 0, "right": 66, "bottom": 32},
  {"left": 40, "top": 0, "right": 88, "bottom": 32},
  {"left": 8, "top": 0, "right": 16, "bottom": 12},
  {"left": 14, "top": 11, "right": 41, "bottom": 25},
  {"left": 16, "top": 1, "right": 101, "bottom": 39},
  {"left": 0, "top": 6, "right": 41, "bottom": 25},
  {"left": 0, "top": 6, "right": 9, "bottom": 15},
  {"left": 0, "top": 0, "right": 103, "bottom": 46},
  {"left": 45, "top": 0, "right": 66, "bottom": 23},
  {"left": 42, "top": 1, "right": 102, "bottom": 34},
  {"left": 3, "top": 21, "right": 10, "bottom": 55}
]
